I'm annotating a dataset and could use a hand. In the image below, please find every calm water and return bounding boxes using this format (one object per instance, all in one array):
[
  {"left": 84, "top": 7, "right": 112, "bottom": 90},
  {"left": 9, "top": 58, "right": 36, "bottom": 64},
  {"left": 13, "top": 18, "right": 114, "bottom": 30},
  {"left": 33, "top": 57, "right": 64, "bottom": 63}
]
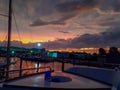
[{"left": 0, "top": 57, "right": 73, "bottom": 79}]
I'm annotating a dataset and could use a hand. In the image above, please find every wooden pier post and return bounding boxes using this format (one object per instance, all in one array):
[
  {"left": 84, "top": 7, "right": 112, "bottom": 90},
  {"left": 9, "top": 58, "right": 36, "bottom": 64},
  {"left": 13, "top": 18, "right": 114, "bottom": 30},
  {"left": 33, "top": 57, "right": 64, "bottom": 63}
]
[
  {"left": 19, "top": 58, "right": 22, "bottom": 77},
  {"left": 62, "top": 61, "right": 64, "bottom": 71},
  {"left": 36, "top": 62, "right": 39, "bottom": 73}
]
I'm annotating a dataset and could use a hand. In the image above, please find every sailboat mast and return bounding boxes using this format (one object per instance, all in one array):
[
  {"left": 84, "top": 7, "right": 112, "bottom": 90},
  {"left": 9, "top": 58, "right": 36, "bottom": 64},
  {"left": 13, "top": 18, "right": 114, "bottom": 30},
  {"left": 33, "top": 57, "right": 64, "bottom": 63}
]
[{"left": 6, "top": 0, "right": 12, "bottom": 79}]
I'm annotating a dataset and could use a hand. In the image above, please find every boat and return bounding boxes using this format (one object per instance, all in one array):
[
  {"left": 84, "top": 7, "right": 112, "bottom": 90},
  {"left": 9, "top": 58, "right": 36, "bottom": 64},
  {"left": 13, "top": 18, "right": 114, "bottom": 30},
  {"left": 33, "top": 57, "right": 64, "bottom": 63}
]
[
  {"left": 0, "top": 0, "right": 120, "bottom": 90},
  {"left": 0, "top": 0, "right": 16, "bottom": 81}
]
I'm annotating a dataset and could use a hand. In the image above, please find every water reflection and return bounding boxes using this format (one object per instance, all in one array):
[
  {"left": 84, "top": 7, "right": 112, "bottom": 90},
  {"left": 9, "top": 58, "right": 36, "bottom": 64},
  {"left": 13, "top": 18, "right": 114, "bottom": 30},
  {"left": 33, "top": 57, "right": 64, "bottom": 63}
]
[
  {"left": 0, "top": 57, "right": 73, "bottom": 79},
  {"left": 9, "top": 58, "right": 14, "bottom": 70},
  {"left": 35, "top": 63, "right": 41, "bottom": 68}
]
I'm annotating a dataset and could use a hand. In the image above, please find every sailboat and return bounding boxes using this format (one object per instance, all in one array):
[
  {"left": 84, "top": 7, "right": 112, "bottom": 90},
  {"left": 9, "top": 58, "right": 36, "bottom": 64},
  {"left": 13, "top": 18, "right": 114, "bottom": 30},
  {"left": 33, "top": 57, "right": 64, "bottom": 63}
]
[
  {"left": 0, "top": 0, "right": 12, "bottom": 80},
  {"left": 0, "top": 0, "right": 119, "bottom": 90}
]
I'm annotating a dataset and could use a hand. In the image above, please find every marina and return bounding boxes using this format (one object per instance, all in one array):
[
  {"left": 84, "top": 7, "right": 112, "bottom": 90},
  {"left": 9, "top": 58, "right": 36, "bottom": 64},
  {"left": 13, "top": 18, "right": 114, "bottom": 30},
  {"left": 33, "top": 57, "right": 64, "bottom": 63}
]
[
  {"left": 0, "top": 56, "right": 120, "bottom": 90},
  {"left": 0, "top": 0, "right": 120, "bottom": 90}
]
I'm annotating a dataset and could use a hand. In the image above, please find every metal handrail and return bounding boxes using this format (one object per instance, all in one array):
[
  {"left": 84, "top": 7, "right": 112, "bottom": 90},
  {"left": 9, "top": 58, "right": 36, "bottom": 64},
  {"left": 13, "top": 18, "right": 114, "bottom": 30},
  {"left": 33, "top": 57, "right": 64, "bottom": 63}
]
[
  {"left": 0, "top": 66, "right": 52, "bottom": 81},
  {"left": 0, "top": 66, "right": 51, "bottom": 73}
]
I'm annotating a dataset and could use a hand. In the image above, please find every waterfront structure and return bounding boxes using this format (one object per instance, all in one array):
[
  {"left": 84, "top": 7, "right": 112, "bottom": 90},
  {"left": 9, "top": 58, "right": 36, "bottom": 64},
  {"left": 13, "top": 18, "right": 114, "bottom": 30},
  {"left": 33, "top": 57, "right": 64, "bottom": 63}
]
[{"left": 0, "top": 0, "right": 120, "bottom": 90}]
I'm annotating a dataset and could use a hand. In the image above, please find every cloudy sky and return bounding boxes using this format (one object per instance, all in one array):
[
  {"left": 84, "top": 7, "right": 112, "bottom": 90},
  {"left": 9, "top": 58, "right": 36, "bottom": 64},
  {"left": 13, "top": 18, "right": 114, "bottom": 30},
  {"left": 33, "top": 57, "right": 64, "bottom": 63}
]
[{"left": 0, "top": 0, "right": 120, "bottom": 49}]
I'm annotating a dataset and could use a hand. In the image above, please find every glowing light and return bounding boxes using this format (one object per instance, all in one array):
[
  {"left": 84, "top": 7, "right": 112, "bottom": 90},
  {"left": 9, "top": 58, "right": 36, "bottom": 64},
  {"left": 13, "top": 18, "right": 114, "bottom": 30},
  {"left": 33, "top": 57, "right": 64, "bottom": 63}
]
[
  {"left": 37, "top": 43, "right": 42, "bottom": 47},
  {"left": 35, "top": 63, "right": 41, "bottom": 68},
  {"left": 30, "top": 50, "right": 33, "bottom": 53},
  {"left": 12, "top": 51, "right": 15, "bottom": 54}
]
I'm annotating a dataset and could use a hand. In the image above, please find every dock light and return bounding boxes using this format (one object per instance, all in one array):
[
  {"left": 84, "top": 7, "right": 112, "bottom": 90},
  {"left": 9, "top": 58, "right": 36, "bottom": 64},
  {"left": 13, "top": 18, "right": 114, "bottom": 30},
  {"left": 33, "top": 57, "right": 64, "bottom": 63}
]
[
  {"left": 37, "top": 43, "right": 42, "bottom": 53},
  {"left": 30, "top": 50, "right": 33, "bottom": 53},
  {"left": 12, "top": 51, "right": 15, "bottom": 54},
  {"left": 37, "top": 43, "right": 41, "bottom": 47}
]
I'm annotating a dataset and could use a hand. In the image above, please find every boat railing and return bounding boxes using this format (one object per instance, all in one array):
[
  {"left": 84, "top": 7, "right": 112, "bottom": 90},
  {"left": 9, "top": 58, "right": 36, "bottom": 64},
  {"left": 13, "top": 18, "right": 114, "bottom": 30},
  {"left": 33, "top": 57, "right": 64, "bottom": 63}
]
[{"left": 0, "top": 66, "right": 52, "bottom": 82}]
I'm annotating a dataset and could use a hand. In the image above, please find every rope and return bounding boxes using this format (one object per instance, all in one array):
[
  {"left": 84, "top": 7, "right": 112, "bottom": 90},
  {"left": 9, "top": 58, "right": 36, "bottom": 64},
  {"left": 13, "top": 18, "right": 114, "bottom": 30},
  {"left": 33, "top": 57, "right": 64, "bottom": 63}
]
[{"left": 12, "top": 8, "right": 23, "bottom": 47}]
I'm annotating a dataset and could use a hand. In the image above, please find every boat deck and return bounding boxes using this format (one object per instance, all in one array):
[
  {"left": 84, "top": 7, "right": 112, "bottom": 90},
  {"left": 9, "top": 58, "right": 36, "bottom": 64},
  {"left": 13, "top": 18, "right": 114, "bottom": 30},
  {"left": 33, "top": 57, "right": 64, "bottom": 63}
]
[{"left": 3, "top": 71, "right": 111, "bottom": 90}]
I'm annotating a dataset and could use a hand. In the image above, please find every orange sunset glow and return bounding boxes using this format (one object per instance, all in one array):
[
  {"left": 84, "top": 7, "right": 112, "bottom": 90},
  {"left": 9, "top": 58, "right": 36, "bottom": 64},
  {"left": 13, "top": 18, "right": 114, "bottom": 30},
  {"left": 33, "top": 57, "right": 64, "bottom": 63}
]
[{"left": 0, "top": 0, "right": 120, "bottom": 50}]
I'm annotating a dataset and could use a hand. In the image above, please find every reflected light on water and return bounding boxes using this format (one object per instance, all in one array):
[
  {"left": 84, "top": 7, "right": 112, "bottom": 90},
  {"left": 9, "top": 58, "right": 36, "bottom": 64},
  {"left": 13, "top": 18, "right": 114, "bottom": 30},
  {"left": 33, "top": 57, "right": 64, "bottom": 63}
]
[
  {"left": 35, "top": 63, "right": 41, "bottom": 68},
  {"left": 10, "top": 58, "right": 15, "bottom": 70}
]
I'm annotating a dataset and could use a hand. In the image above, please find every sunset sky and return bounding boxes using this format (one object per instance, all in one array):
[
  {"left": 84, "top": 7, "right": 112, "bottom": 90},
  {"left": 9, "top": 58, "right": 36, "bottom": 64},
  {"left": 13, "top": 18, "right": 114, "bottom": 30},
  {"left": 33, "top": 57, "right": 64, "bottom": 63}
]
[{"left": 0, "top": 0, "right": 120, "bottom": 49}]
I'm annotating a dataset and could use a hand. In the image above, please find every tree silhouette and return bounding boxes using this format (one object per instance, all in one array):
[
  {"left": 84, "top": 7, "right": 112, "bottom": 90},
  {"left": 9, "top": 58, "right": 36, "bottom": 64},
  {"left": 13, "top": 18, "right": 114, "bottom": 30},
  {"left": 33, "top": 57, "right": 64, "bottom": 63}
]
[
  {"left": 108, "top": 47, "right": 120, "bottom": 56},
  {"left": 98, "top": 48, "right": 106, "bottom": 56}
]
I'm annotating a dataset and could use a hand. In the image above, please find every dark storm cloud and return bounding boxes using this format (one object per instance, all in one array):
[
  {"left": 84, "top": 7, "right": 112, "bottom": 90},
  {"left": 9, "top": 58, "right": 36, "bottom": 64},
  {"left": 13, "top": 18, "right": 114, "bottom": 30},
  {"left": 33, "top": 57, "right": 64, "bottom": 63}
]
[
  {"left": 98, "top": 21, "right": 120, "bottom": 27},
  {"left": 30, "top": 19, "right": 48, "bottom": 26},
  {"left": 13, "top": 0, "right": 59, "bottom": 19},
  {"left": 58, "top": 31, "right": 70, "bottom": 34},
  {"left": 71, "top": 27, "right": 120, "bottom": 47},
  {"left": 30, "top": 14, "right": 75, "bottom": 26},
  {"left": 30, "top": 18, "right": 65, "bottom": 26},
  {"left": 1, "top": 0, "right": 120, "bottom": 49},
  {"left": 111, "top": 0, "right": 120, "bottom": 12},
  {"left": 55, "top": 0, "right": 97, "bottom": 13},
  {"left": 71, "top": 34, "right": 101, "bottom": 46},
  {"left": 30, "top": 0, "right": 120, "bottom": 27},
  {"left": 98, "top": 0, "right": 120, "bottom": 13},
  {"left": 30, "top": 0, "right": 97, "bottom": 26},
  {"left": 1, "top": 27, "right": 120, "bottom": 49},
  {"left": 93, "top": 17, "right": 120, "bottom": 27},
  {"left": 2, "top": 0, "right": 120, "bottom": 27},
  {"left": 101, "top": 27, "right": 120, "bottom": 42},
  {"left": 42, "top": 27, "right": 120, "bottom": 49},
  {"left": 42, "top": 39, "right": 70, "bottom": 49}
]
